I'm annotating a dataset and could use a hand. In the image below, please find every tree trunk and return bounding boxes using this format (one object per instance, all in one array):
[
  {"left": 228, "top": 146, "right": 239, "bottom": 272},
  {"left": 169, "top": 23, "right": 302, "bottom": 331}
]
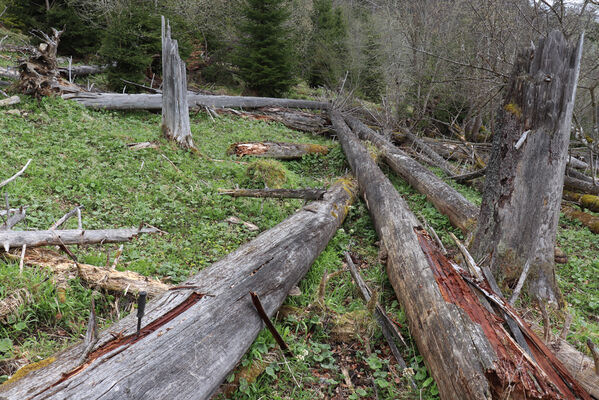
[
  {"left": 161, "top": 16, "right": 193, "bottom": 149},
  {"left": 216, "top": 107, "right": 332, "bottom": 135},
  {"left": 17, "top": 29, "right": 63, "bottom": 98},
  {"left": 345, "top": 116, "right": 478, "bottom": 234},
  {"left": 62, "top": 92, "right": 329, "bottom": 111},
  {"left": 403, "top": 129, "right": 456, "bottom": 175},
  {"left": 0, "top": 179, "right": 356, "bottom": 400},
  {"left": 227, "top": 141, "right": 328, "bottom": 159},
  {"left": 0, "top": 227, "right": 159, "bottom": 250},
  {"left": 471, "top": 31, "right": 583, "bottom": 305},
  {"left": 218, "top": 188, "right": 325, "bottom": 200},
  {"left": 564, "top": 175, "right": 599, "bottom": 195},
  {"left": 330, "top": 111, "right": 590, "bottom": 400}
]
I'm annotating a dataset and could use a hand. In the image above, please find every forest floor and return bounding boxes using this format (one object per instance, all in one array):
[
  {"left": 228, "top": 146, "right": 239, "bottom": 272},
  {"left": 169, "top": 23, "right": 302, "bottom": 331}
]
[{"left": 0, "top": 27, "right": 598, "bottom": 400}]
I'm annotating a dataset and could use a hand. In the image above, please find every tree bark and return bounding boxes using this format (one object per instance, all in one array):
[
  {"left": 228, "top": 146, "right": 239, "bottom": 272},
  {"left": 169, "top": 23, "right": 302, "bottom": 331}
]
[
  {"left": 17, "top": 29, "right": 63, "bottom": 98},
  {"left": 227, "top": 141, "right": 328, "bottom": 159},
  {"left": 0, "top": 227, "right": 159, "bottom": 250},
  {"left": 62, "top": 92, "right": 329, "bottom": 111},
  {"left": 216, "top": 107, "right": 332, "bottom": 135},
  {"left": 330, "top": 111, "right": 591, "bottom": 400},
  {"left": 161, "top": 16, "right": 193, "bottom": 149},
  {"left": 218, "top": 188, "right": 325, "bottom": 200},
  {"left": 0, "top": 179, "right": 356, "bottom": 400},
  {"left": 471, "top": 31, "right": 583, "bottom": 305},
  {"left": 564, "top": 175, "right": 599, "bottom": 195},
  {"left": 345, "top": 116, "right": 478, "bottom": 234}
]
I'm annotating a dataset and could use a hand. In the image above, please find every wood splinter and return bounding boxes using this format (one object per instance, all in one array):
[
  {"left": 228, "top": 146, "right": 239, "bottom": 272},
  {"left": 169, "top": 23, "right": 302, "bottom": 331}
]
[
  {"left": 249, "top": 291, "right": 290, "bottom": 355},
  {"left": 588, "top": 339, "right": 599, "bottom": 376}
]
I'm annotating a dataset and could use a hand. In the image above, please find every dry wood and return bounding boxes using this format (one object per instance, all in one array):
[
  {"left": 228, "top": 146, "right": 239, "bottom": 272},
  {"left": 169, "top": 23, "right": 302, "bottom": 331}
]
[
  {"left": 564, "top": 175, "right": 599, "bottom": 195},
  {"left": 451, "top": 167, "right": 487, "bottom": 183},
  {"left": 403, "top": 129, "right": 455, "bottom": 175},
  {"left": 0, "top": 159, "right": 31, "bottom": 189},
  {"left": 0, "top": 66, "right": 18, "bottom": 80},
  {"left": 567, "top": 156, "right": 589, "bottom": 170},
  {"left": 219, "top": 188, "right": 325, "bottom": 200},
  {"left": 562, "top": 205, "right": 599, "bottom": 233},
  {"left": 161, "top": 16, "right": 193, "bottom": 149},
  {"left": 0, "top": 208, "right": 26, "bottom": 230},
  {"left": 227, "top": 142, "right": 328, "bottom": 160},
  {"left": 17, "top": 29, "right": 63, "bottom": 98},
  {"left": 0, "top": 178, "right": 356, "bottom": 399},
  {"left": 0, "top": 227, "right": 159, "bottom": 251},
  {"left": 331, "top": 111, "right": 590, "bottom": 400},
  {"left": 587, "top": 340, "right": 599, "bottom": 376},
  {"left": 0, "top": 95, "right": 20, "bottom": 107},
  {"left": 49, "top": 206, "right": 83, "bottom": 230},
  {"left": 58, "top": 64, "right": 105, "bottom": 77},
  {"left": 216, "top": 107, "right": 332, "bottom": 134},
  {"left": 345, "top": 116, "right": 478, "bottom": 234},
  {"left": 566, "top": 167, "right": 596, "bottom": 183},
  {"left": 62, "top": 92, "right": 329, "bottom": 111}
]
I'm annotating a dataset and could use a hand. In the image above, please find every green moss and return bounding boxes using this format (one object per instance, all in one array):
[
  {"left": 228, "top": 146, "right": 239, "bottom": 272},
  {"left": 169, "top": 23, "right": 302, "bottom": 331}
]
[
  {"left": 504, "top": 102, "right": 522, "bottom": 118},
  {"left": 245, "top": 159, "right": 288, "bottom": 188}
]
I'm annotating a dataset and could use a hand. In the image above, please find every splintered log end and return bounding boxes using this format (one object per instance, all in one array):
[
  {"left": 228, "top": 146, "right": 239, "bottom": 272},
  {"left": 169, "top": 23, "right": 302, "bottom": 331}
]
[
  {"left": 414, "top": 227, "right": 590, "bottom": 400},
  {"left": 227, "top": 142, "right": 269, "bottom": 157}
]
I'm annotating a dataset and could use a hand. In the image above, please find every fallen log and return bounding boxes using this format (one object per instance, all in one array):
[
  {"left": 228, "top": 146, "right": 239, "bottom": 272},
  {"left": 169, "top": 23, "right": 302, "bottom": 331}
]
[
  {"left": 331, "top": 111, "right": 591, "bottom": 400},
  {"left": 0, "top": 227, "right": 159, "bottom": 251},
  {"left": 217, "top": 107, "right": 332, "bottom": 135},
  {"left": 566, "top": 167, "right": 595, "bottom": 183},
  {"left": 4, "top": 248, "right": 170, "bottom": 297},
  {"left": 227, "top": 141, "right": 328, "bottom": 160},
  {"left": 0, "top": 178, "right": 356, "bottom": 400},
  {"left": 62, "top": 92, "right": 329, "bottom": 111},
  {"left": 0, "top": 66, "right": 19, "bottom": 80},
  {"left": 58, "top": 64, "right": 106, "bottom": 77},
  {"left": 0, "top": 96, "right": 20, "bottom": 107},
  {"left": 564, "top": 175, "right": 599, "bottom": 195},
  {"left": 219, "top": 188, "right": 325, "bottom": 200},
  {"left": 345, "top": 116, "right": 478, "bottom": 234},
  {"left": 451, "top": 167, "right": 487, "bottom": 183},
  {"left": 563, "top": 191, "right": 599, "bottom": 213},
  {"left": 402, "top": 130, "right": 456, "bottom": 176},
  {"left": 562, "top": 204, "right": 599, "bottom": 233},
  {"left": 567, "top": 156, "right": 589, "bottom": 170}
]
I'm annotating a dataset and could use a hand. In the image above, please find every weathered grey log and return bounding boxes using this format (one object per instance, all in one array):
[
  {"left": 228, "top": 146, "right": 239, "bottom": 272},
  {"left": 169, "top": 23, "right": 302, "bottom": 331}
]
[
  {"left": 0, "top": 227, "right": 159, "bottom": 250},
  {"left": 0, "top": 209, "right": 26, "bottom": 230},
  {"left": 161, "top": 16, "right": 193, "bottom": 149},
  {"left": 564, "top": 175, "right": 599, "bottom": 195},
  {"left": 218, "top": 188, "right": 325, "bottom": 200},
  {"left": 62, "top": 92, "right": 329, "bottom": 111},
  {"left": 345, "top": 116, "right": 478, "bottom": 234},
  {"left": 403, "top": 129, "right": 456, "bottom": 176},
  {"left": 0, "top": 95, "right": 20, "bottom": 107},
  {"left": 58, "top": 64, "right": 106, "bottom": 77},
  {"left": 471, "top": 31, "right": 584, "bottom": 305},
  {"left": 0, "top": 179, "right": 356, "bottom": 400},
  {"left": 217, "top": 107, "right": 332, "bottom": 135},
  {"left": 227, "top": 141, "right": 328, "bottom": 160},
  {"left": 566, "top": 167, "right": 595, "bottom": 183},
  {"left": 331, "top": 111, "right": 590, "bottom": 400},
  {"left": 451, "top": 167, "right": 487, "bottom": 183},
  {"left": 0, "top": 66, "right": 19, "bottom": 79},
  {"left": 567, "top": 156, "right": 589, "bottom": 170}
]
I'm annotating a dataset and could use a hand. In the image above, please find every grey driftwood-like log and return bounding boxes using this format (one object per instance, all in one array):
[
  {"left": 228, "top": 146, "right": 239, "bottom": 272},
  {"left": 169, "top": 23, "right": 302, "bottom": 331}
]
[
  {"left": 0, "top": 95, "right": 20, "bottom": 107},
  {"left": 403, "top": 129, "right": 456, "bottom": 176},
  {"left": 58, "top": 64, "right": 106, "bottom": 77},
  {"left": 567, "top": 156, "right": 589, "bottom": 170},
  {"left": 331, "top": 111, "right": 591, "bottom": 400},
  {"left": 62, "top": 92, "right": 329, "bottom": 111},
  {"left": 345, "top": 116, "right": 478, "bottom": 234},
  {"left": 451, "top": 167, "right": 487, "bottom": 183},
  {"left": 0, "top": 66, "right": 19, "bottom": 80},
  {"left": 0, "top": 178, "right": 356, "bottom": 400},
  {"left": 217, "top": 107, "right": 332, "bottom": 135},
  {"left": 227, "top": 141, "right": 328, "bottom": 160},
  {"left": 471, "top": 31, "right": 584, "bottom": 305},
  {"left": 564, "top": 175, "right": 599, "bottom": 195},
  {"left": 218, "top": 188, "right": 326, "bottom": 200},
  {"left": 566, "top": 167, "right": 595, "bottom": 183},
  {"left": 0, "top": 227, "right": 159, "bottom": 251},
  {"left": 161, "top": 16, "right": 193, "bottom": 149}
]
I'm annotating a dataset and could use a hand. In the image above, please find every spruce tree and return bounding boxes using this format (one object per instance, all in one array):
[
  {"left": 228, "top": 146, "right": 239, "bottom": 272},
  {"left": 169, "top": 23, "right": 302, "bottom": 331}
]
[{"left": 235, "top": 0, "right": 295, "bottom": 97}]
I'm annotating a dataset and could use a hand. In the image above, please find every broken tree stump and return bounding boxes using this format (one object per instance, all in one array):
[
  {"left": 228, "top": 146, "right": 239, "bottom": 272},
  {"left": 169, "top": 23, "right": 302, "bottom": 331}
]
[
  {"left": 330, "top": 111, "right": 591, "bottom": 400},
  {"left": 218, "top": 188, "right": 325, "bottom": 200},
  {"left": 227, "top": 141, "right": 328, "bottom": 160},
  {"left": 17, "top": 29, "right": 63, "bottom": 98},
  {"left": 0, "top": 178, "right": 356, "bottom": 400},
  {"left": 0, "top": 227, "right": 159, "bottom": 251},
  {"left": 345, "top": 116, "right": 478, "bottom": 234},
  {"left": 161, "top": 16, "right": 193, "bottom": 149}
]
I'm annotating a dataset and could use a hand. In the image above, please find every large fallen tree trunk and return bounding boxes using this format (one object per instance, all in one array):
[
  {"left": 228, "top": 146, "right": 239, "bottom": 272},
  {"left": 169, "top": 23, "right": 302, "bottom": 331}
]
[
  {"left": 0, "top": 179, "right": 356, "bottom": 400},
  {"left": 564, "top": 175, "right": 599, "bottom": 195},
  {"left": 331, "top": 111, "right": 591, "bottom": 400},
  {"left": 216, "top": 107, "right": 332, "bottom": 135},
  {"left": 227, "top": 141, "right": 328, "bottom": 160},
  {"left": 0, "top": 227, "right": 159, "bottom": 250},
  {"left": 62, "top": 92, "right": 329, "bottom": 111},
  {"left": 345, "top": 116, "right": 478, "bottom": 234}
]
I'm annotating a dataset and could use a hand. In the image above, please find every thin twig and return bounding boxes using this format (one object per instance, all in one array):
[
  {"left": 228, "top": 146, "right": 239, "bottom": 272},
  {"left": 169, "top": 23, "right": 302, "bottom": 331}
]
[
  {"left": 18, "top": 244, "right": 26, "bottom": 274},
  {"left": 49, "top": 206, "right": 84, "bottom": 230},
  {"left": 0, "top": 159, "right": 32, "bottom": 189},
  {"left": 111, "top": 244, "right": 124, "bottom": 270},
  {"left": 249, "top": 291, "right": 291, "bottom": 355}
]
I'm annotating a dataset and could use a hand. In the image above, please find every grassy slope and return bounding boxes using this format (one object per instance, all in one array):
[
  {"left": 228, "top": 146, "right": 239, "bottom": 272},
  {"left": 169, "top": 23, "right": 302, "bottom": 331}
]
[{"left": 0, "top": 91, "right": 596, "bottom": 400}]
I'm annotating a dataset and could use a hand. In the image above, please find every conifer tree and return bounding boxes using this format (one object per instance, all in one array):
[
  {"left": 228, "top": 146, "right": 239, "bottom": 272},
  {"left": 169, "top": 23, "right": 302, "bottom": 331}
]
[{"left": 235, "top": 0, "right": 295, "bottom": 97}]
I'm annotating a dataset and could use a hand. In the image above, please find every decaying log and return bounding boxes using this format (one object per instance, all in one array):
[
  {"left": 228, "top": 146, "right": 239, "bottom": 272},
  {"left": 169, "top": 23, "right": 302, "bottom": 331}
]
[
  {"left": 0, "top": 66, "right": 19, "bottom": 80},
  {"left": 403, "top": 130, "right": 456, "bottom": 176},
  {"left": 219, "top": 188, "right": 325, "bottom": 200},
  {"left": 331, "top": 111, "right": 591, "bottom": 400},
  {"left": 0, "top": 96, "right": 20, "bottom": 107},
  {"left": 562, "top": 204, "right": 599, "bottom": 233},
  {"left": 471, "top": 31, "right": 584, "bottom": 304},
  {"left": 566, "top": 167, "right": 595, "bottom": 183},
  {"left": 217, "top": 107, "right": 332, "bottom": 135},
  {"left": 451, "top": 167, "right": 487, "bottom": 183},
  {"left": 62, "top": 92, "right": 329, "bottom": 111},
  {"left": 345, "top": 116, "right": 478, "bottom": 234},
  {"left": 17, "top": 29, "right": 63, "bottom": 98},
  {"left": 227, "top": 141, "right": 328, "bottom": 160},
  {"left": 567, "top": 156, "right": 589, "bottom": 170},
  {"left": 563, "top": 191, "right": 599, "bottom": 213},
  {"left": 58, "top": 64, "right": 106, "bottom": 78},
  {"left": 0, "top": 179, "right": 356, "bottom": 400},
  {"left": 0, "top": 227, "right": 159, "bottom": 251},
  {"left": 564, "top": 175, "right": 599, "bottom": 196},
  {"left": 5, "top": 248, "right": 169, "bottom": 297},
  {"left": 161, "top": 17, "right": 193, "bottom": 149}
]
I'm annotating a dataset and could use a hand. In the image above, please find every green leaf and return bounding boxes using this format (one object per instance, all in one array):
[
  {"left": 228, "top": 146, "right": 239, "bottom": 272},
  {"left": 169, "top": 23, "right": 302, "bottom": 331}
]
[
  {"left": 423, "top": 376, "right": 434, "bottom": 387},
  {"left": 0, "top": 338, "right": 13, "bottom": 353}
]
